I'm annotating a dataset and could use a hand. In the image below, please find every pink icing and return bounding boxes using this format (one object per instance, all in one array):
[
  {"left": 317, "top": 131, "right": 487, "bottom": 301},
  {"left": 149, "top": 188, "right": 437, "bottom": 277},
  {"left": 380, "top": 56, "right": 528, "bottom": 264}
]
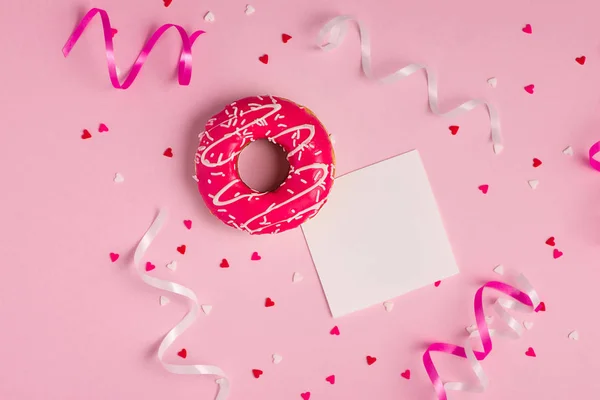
[{"left": 194, "top": 95, "right": 335, "bottom": 235}]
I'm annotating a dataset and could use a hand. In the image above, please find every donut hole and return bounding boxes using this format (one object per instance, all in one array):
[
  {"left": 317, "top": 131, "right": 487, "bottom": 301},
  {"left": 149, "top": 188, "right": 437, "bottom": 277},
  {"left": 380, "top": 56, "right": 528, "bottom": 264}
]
[{"left": 238, "top": 139, "right": 290, "bottom": 193}]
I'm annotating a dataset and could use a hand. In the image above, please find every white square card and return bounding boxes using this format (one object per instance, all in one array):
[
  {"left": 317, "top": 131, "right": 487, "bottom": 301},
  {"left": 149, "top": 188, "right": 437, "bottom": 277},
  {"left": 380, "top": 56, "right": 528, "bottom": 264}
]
[{"left": 302, "top": 150, "right": 459, "bottom": 318}]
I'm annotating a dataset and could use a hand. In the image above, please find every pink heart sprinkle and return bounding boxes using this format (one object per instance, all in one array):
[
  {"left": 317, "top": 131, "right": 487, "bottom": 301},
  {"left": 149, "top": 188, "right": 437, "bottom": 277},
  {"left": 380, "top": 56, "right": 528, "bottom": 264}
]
[
  {"left": 401, "top": 369, "right": 411, "bottom": 379},
  {"left": 434, "top": 280, "right": 441, "bottom": 287},
  {"left": 300, "top": 392, "right": 311, "bottom": 400},
  {"left": 98, "top": 123, "right": 109, "bottom": 133},
  {"left": 325, "top": 375, "right": 335, "bottom": 384},
  {"left": 524, "top": 84, "right": 535, "bottom": 94},
  {"left": 183, "top": 220, "right": 192, "bottom": 230},
  {"left": 525, "top": 347, "right": 536, "bottom": 357},
  {"left": 522, "top": 24, "right": 532, "bottom": 34},
  {"left": 145, "top": 262, "right": 156, "bottom": 271},
  {"left": 330, "top": 326, "right": 340, "bottom": 335},
  {"left": 109, "top": 253, "right": 119, "bottom": 262},
  {"left": 553, "top": 248, "right": 563, "bottom": 259},
  {"left": 251, "top": 251, "right": 261, "bottom": 261},
  {"left": 478, "top": 184, "right": 489, "bottom": 194}
]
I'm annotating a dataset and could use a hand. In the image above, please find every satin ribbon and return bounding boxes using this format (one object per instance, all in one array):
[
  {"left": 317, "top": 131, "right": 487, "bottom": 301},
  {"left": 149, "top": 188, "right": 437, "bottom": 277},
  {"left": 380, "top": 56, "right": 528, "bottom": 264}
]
[
  {"left": 590, "top": 142, "right": 600, "bottom": 171},
  {"left": 62, "top": 8, "right": 204, "bottom": 89},
  {"left": 317, "top": 16, "right": 503, "bottom": 154},
  {"left": 133, "top": 209, "right": 229, "bottom": 399},
  {"left": 422, "top": 271, "right": 540, "bottom": 399}
]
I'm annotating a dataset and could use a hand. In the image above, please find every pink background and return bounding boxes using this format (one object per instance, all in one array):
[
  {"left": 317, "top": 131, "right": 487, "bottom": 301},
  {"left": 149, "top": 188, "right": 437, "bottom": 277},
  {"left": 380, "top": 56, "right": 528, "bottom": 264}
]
[{"left": 1, "top": 0, "right": 599, "bottom": 399}]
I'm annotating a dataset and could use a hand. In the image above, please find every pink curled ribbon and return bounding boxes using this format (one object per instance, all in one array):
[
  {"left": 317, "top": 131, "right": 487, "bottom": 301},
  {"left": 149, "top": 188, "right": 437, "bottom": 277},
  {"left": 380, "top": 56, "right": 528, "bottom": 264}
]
[
  {"left": 422, "top": 271, "right": 540, "bottom": 399},
  {"left": 590, "top": 142, "right": 600, "bottom": 171},
  {"left": 62, "top": 8, "right": 205, "bottom": 89}
]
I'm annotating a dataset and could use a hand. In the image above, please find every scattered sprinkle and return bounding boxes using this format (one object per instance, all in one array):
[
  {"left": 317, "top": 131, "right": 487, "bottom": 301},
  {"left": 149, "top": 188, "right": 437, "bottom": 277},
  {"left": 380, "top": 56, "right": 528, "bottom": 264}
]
[
  {"left": 159, "top": 296, "right": 170, "bottom": 306},
  {"left": 528, "top": 179, "right": 539, "bottom": 190},
  {"left": 201, "top": 304, "right": 213, "bottom": 315},
  {"left": 110, "top": 28, "right": 118, "bottom": 38},
  {"left": 400, "top": 369, "right": 411, "bottom": 380},
  {"left": 145, "top": 262, "right": 156, "bottom": 272},
  {"left": 535, "top": 301, "right": 546, "bottom": 312},
  {"left": 265, "top": 297, "right": 275, "bottom": 307},
  {"left": 434, "top": 280, "right": 441, "bottom": 287},
  {"left": 177, "top": 348, "right": 187, "bottom": 358},
  {"left": 114, "top": 173, "right": 124, "bottom": 183},
  {"left": 545, "top": 237, "right": 555, "bottom": 246},
  {"left": 325, "top": 374, "right": 335, "bottom": 384},
  {"left": 292, "top": 272, "right": 303, "bottom": 282},
  {"left": 383, "top": 301, "right": 394, "bottom": 312},
  {"left": 204, "top": 11, "right": 215, "bottom": 22},
  {"left": 166, "top": 261, "right": 177, "bottom": 271},
  {"left": 568, "top": 330, "right": 579, "bottom": 340},
  {"left": 532, "top": 158, "right": 542, "bottom": 168},
  {"left": 81, "top": 129, "right": 92, "bottom": 139},
  {"left": 478, "top": 184, "right": 489, "bottom": 194},
  {"left": 563, "top": 146, "right": 574, "bottom": 156},
  {"left": 523, "top": 321, "right": 534, "bottom": 330},
  {"left": 366, "top": 355, "right": 377, "bottom": 365},
  {"left": 259, "top": 54, "right": 269, "bottom": 64},
  {"left": 220, "top": 259, "right": 230, "bottom": 268},
  {"left": 493, "top": 264, "right": 504, "bottom": 275},
  {"left": 525, "top": 347, "right": 536, "bottom": 357},
  {"left": 252, "top": 369, "right": 263, "bottom": 378},
  {"left": 487, "top": 77, "right": 498, "bottom": 88},
  {"left": 98, "top": 123, "right": 109, "bottom": 133},
  {"left": 272, "top": 353, "right": 283, "bottom": 364},
  {"left": 448, "top": 125, "right": 459, "bottom": 135},
  {"left": 109, "top": 252, "right": 120, "bottom": 262},
  {"left": 251, "top": 251, "right": 261, "bottom": 261},
  {"left": 553, "top": 248, "right": 563, "bottom": 259},
  {"left": 245, "top": 4, "right": 256, "bottom": 15},
  {"left": 301, "top": 392, "right": 311, "bottom": 400},
  {"left": 163, "top": 0, "right": 172, "bottom": 7},
  {"left": 330, "top": 326, "right": 340, "bottom": 335},
  {"left": 282, "top": 33, "right": 292, "bottom": 43},
  {"left": 524, "top": 84, "right": 535, "bottom": 94},
  {"left": 177, "top": 245, "right": 186, "bottom": 255},
  {"left": 163, "top": 147, "right": 174, "bottom": 157},
  {"left": 575, "top": 56, "right": 586, "bottom": 65},
  {"left": 466, "top": 324, "right": 477, "bottom": 334},
  {"left": 522, "top": 24, "right": 532, "bottom": 34},
  {"left": 183, "top": 220, "right": 192, "bottom": 230}
]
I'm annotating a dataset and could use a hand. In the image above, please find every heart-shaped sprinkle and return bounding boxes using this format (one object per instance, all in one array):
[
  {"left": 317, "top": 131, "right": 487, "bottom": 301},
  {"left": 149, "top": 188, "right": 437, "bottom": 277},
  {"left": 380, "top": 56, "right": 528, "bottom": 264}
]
[
  {"left": 220, "top": 259, "right": 230, "bottom": 268},
  {"left": 330, "top": 326, "right": 340, "bottom": 335},
  {"left": 466, "top": 324, "right": 477, "bottom": 334},
  {"left": 486, "top": 315, "right": 494, "bottom": 324},
  {"left": 383, "top": 301, "right": 394, "bottom": 312},
  {"left": 545, "top": 237, "right": 555, "bottom": 246},
  {"left": 525, "top": 347, "right": 536, "bottom": 357},
  {"left": 493, "top": 264, "right": 505, "bottom": 275},
  {"left": 98, "top": 123, "right": 109, "bottom": 132},
  {"left": 177, "top": 348, "right": 187, "bottom": 358},
  {"left": 448, "top": 125, "right": 459, "bottom": 135},
  {"left": 259, "top": 54, "right": 269, "bottom": 64},
  {"left": 251, "top": 251, "right": 261, "bottom": 261},
  {"left": 523, "top": 321, "right": 534, "bottom": 330},
  {"left": 282, "top": 33, "right": 292, "bottom": 43},
  {"left": 528, "top": 179, "right": 539, "bottom": 190},
  {"left": 163, "top": 147, "right": 173, "bottom": 157},
  {"left": 183, "top": 220, "right": 192, "bottom": 229},
  {"left": 163, "top": 0, "right": 172, "bottom": 7},
  {"left": 300, "top": 392, "right": 311, "bottom": 400},
  {"left": 145, "top": 262, "right": 156, "bottom": 271},
  {"left": 113, "top": 173, "right": 124, "bottom": 183},
  {"left": 204, "top": 11, "right": 215, "bottom": 22},
  {"left": 81, "top": 129, "right": 92, "bottom": 139},
  {"left": 401, "top": 369, "right": 411, "bottom": 380},
  {"left": 522, "top": 24, "right": 532, "bottom": 34},
  {"left": 568, "top": 330, "right": 579, "bottom": 340},
  {"left": 478, "top": 184, "right": 489, "bottom": 194},
  {"left": 535, "top": 301, "right": 546, "bottom": 312},
  {"left": 109, "top": 253, "right": 120, "bottom": 262},
  {"left": 110, "top": 29, "right": 118, "bottom": 38},
  {"left": 487, "top": 77, "right": 498, "bottom": 88},
  {"left": 265, "top": 297, "right": 275, "bottom": 307},
  {"left": 532, "top": 158, "right": 542, "bottom": 168},
  {"left": 434, "top": 280, "right": 441, "bottom": 287},
  {"left": 553, "top": 248, "right": 563, "bottom": 259},
  {"left": 563, "top": 146, "right": 574, "bottom": 156},
  {"left": 159, "top": 296, "right": 170, "bottom": 306},
  {"left": 177, "top": 245, "right": 186, "bottom": 255},
  {"left": 252, "top": 369, "right": 263, "bottom": 378},
  {"left": 201, "top": 304, "right": 212, "bottom": 315},
  {"left": 325, "top": 374, "right": 335, "bottom": 384},
  {"left": 366, "top": 355, "right": 377, "bottom": 365},
  {"left": 166, "top": 261, "right": 177, "bottom": 271},
  {"left": 524, "top": 84, "right": 535, "bottom": 94},
  {"left": 245, "top": 4, "right": 256, "bottom": 15},
  {"left": 272, "top": 353, "right": 283, "bottom": 364},
  {"left": 576, "top": 56, "right": 586, "bottom": 65},
  {"left": 292, "top": 272, "right": 303, "bottom": 282}
]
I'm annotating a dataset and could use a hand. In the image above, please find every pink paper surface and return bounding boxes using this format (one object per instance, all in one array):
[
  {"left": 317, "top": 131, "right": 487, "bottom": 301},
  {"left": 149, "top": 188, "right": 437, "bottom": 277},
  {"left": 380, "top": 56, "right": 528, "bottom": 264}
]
[{"left": 1, "top": 0, "right": 599, "bottom": 399}]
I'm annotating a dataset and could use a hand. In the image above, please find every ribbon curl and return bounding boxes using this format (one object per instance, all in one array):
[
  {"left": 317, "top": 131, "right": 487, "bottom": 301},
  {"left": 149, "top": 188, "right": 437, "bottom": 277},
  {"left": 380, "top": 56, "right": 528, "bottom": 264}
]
[
  {"left": 62, "top": 8, "right": 205, "bottom": 89},
  {"left": 317, "top": 16, "right": 503, "bottom": 154},
  {"left": 589, "top": 141, "right": 600, "bottom": 171},
  {"left": 422, "top": 272, "right": 540, "bottom": 399},
  {"left": 133, "top": 210, "right": 229, "bottom": 400}
]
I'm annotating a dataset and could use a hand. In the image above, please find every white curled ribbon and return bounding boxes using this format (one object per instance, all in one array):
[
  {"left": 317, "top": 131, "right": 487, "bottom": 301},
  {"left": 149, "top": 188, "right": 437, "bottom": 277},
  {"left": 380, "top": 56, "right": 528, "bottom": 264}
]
[
  {"left": 133, "top": 209, "right": 229, "bottom": 399},
  {"left": 317, "top": 16, "right": 503, "bottom": 154}
]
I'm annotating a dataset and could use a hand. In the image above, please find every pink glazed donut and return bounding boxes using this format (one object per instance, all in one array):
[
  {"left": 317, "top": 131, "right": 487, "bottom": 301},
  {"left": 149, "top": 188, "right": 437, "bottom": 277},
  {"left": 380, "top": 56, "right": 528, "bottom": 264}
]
[{"left": 194, "top": 95, "right": 335, "bottom": 235}]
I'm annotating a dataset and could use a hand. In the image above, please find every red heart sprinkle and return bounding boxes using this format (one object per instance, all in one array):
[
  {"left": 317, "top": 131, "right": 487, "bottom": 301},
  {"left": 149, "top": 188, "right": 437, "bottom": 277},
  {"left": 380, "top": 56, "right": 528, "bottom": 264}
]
[
  {"left": 183, "top": 220, "right": 192, "bottom": 230},
  {"left": 109, "top": 253, "right": 119, "bottom": 262},
  {"left": 282, "top": 33, "right": 292, "bottom": 43},
  {"left": 177, "top": 348, "right": 187, "bottom": 358},
  {"left": 366, "top": 355, "right": 377, "bottom": 365},
  {"left": 478, "top": 184, "right": 489, "bottom": 194},
  {"left": 163, "top": 147, "right": 173, "bottom": 157},
  {"left": 449, "top": 125, "right": 459, "bottom": 135},
  {"left": 177, "top": 245, "right": 186, "bottom": 255},
  {"left": 545, "top": 237, "right": 555, "bottom": 246},
  {"left": 259, "top": 54, "right": 269, "bottom": 64},
  {"left": 330, "top": 326, "right": 340, "bottom": 335},
  {"left": 265, "top": 297, "right": 275, "bottom": 307},
  {"left": 522, "top": 24, "right": 532, "bottom": 34},
  {"left": 81, "top": 129, "right": 92, "bottom": 139},
  {"left": 434, "top": 280, "right": 441, "bottom": 287},
  {"left": 145, "top": 262, "right": 156, "bottom": 271},
  {"left": 220, "top": 259, "right": 229, "bottom": 268},
  {"left": 251, "top": 251, "right": 261, "bottom": 261},
  {"left": 163, "top": 0, "right": 172, "bottom": 7},
  {"left": 535, "top": 301, "right": 546, "bottom": 312},
  {"left": 98, "top": 123, "right": 109, "bottom": 132},
  {"left": 532, "top": 158, "right": 542, "bottom": 167},
  {"left": 525, "top": 347, "right": 536, "bottom": 357},
  {"left": 401, "top": 369, "right": 411, "bottom": 380},
  {"left": 576, "top": 56, "right": 586, "bottom": 65},
  {"left": 252, "top": 369, "right": 263, "bottom": 378},
  {"left": 300, "top": 392, "right": 311, "bottom": 400},
  {"left": 553, "top": 248, "right": 563, "bottom": 259},
  {"left": 325, "top": 375, "right": 335, "bottom": 384},
  {"left": 110, "top": 29, "right": 118, "bottom": 38},
  {"left": 524, "top": 84, "right": 535, "bottom": 94}
]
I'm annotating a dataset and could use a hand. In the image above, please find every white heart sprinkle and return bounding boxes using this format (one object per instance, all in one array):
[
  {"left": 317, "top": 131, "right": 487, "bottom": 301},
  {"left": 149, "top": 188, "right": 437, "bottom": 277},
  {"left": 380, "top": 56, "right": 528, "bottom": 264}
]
[
  {"left": 383, "top": 301, "right": 394, "bottom": 312},
  {"left": 528, "top": 179, "right": 539, "bottom": 190},
  {"left": 166, "top": 261, "right": 177, "bottom": 271},
  {"left": 201, "top": 304, "right": 213, "bottom": 315},
  {"left": 245, "top": 4, "right": 255, "bottom": 15},
  {"left": 204, "top": 11, "right": 215, "bottom": 22},
  {"left": 159, "top": 296, "right": 170, "bottom": 306},
  {"left": 272, "top": 353, "right": 283, "bottom": 364},
  {"left": 485, "top": 315, "right": 494, "bottom": 324},
  {"left": 487, "top": 77, "right": 498, "bottom": 88},
  {"left": 493, "top": 264, "right": 505, "bottom": 275},
  {"left": 292, "top": 272, "right": 303, "bottom": 283},
  {"left": 493, "top": 143, "right": 504, "bottom": 155},
  {"left": 466, "top": 324, "right": 477, "bottom": 334},
  {"left": 568, "top": 330, "right": 579, "bottom": 340},
  {"left": 563, "top": 146, "right": 574, "bottom": 156},
  {"left": 114, "top": 173, "right": 124, "bottom": 183},
  {"left": 523, "top": 321, "right": 534, "bottom": 330},
  {"left": 216, "top": 378, "right": 225, "bottom": 384}
]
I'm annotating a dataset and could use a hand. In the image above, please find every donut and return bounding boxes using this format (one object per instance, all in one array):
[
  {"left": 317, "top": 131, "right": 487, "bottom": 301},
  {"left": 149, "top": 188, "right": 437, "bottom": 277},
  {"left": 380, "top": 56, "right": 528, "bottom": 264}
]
[{"left": 194, "top": 95, "right": 335, "bottom": 235}]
